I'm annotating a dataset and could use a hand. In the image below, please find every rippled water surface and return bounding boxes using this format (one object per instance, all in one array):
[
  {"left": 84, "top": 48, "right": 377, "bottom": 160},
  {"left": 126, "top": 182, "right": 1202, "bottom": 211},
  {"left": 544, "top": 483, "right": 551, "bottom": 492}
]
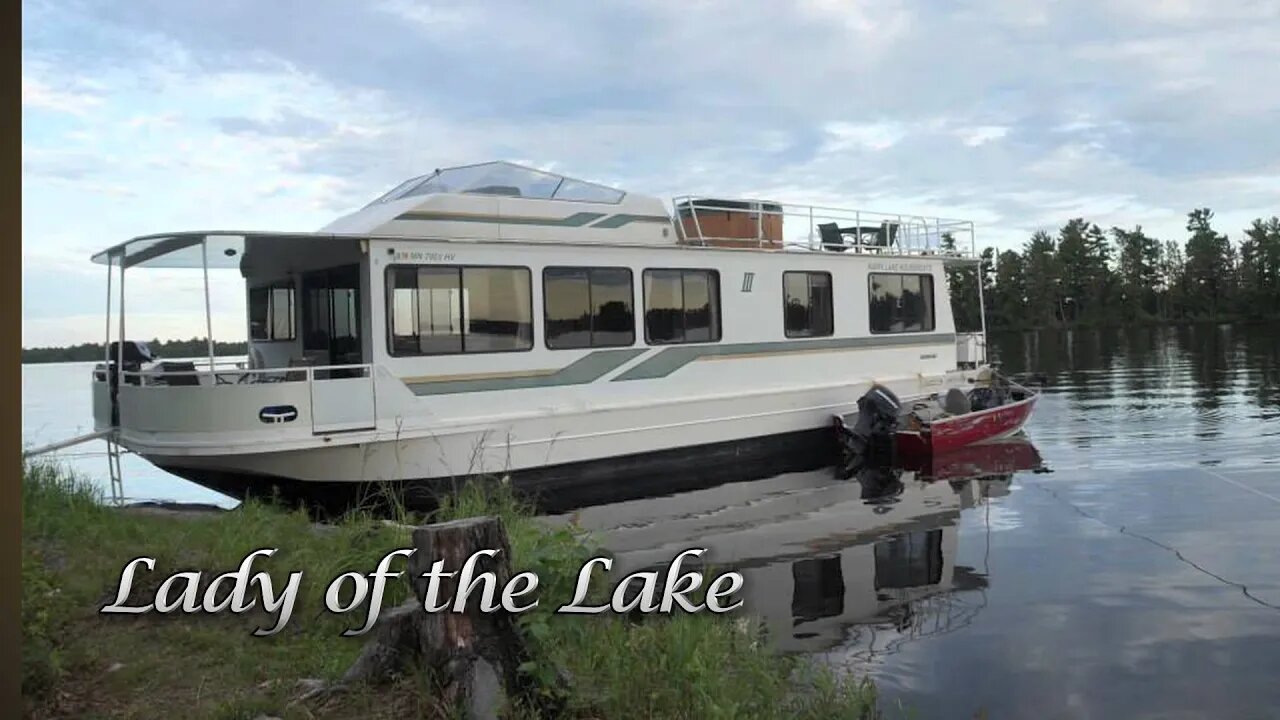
[
  {"left": 22, "top": 325, "right": 1280, "bottom": 717},
  {"left": 553, "top": 324, "right": 1280, "bottom": 719}
]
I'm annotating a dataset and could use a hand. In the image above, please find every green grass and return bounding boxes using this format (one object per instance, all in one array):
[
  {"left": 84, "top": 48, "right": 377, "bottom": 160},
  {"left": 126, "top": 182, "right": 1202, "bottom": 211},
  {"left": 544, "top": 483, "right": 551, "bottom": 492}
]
[{"left": 21, "top": 460, "right": 878, "bottom": 719}]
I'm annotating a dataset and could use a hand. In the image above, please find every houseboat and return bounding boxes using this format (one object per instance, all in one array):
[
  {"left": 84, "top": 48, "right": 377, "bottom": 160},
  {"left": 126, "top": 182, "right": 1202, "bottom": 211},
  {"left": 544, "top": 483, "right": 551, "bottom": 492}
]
[{"left": 90, "top": 161, "right": 1013, "bottom": 508}]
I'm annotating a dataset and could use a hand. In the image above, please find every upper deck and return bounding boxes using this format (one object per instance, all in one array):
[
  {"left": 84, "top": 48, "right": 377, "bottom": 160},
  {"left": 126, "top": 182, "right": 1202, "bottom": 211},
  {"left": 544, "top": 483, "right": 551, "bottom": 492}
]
[
  {"left": 671, "top": 196, "right": 976, "bottom": 259},
  {"left": 92, "top": 161, "right": 979, "bottom": 266}
]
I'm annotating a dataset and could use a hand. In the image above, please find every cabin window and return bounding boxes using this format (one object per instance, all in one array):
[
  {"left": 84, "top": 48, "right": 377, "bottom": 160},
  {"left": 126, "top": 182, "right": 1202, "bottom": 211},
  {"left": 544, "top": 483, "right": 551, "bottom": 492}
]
[
  {"left": 543, "top": 267, "right": 635, "bottom": 349},
  {"left": 783, "top": 271, "right": 834, "bottom": 337},
  {"left": 386, "top": 265, "right": 533, "bottom": 355},
  {"left": 642, "top": 269, "right": 721, "bottom": 345},
  {"left": 868, "top": 273, "right": 935, "bottom": 333},
  {"left": 248, "top": 283, "right": 295, "bottom": 341}
]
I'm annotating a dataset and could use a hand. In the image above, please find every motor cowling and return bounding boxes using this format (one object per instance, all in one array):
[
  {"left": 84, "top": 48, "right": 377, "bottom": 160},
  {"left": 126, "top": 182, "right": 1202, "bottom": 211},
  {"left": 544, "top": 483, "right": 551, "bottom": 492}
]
[
  {"left": 859, "top": 384, "right": 902, "bottom": 421},
  {"left": 836, "top": 384, "right": 901, "bottom": 474}
]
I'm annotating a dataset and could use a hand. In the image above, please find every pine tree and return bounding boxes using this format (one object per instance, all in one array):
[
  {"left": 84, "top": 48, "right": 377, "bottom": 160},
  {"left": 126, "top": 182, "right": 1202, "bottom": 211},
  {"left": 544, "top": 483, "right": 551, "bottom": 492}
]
[
  {"left": 1053, "top": 219, "right": 1112, "bottom": 323},
  {"left": 1239, "top": 217, "right": 1280, "bottom": 317},
  {"left": 1114, "top": 225, "right": 1161, "bottom": 320},
  {"left": 1183, "top": 208, "right": 1232, "bottom": 320},
  {"left": 1022, "top": 231, "right": 1060, "bottom": 327},
  {"left": 1159, "top": 240, "right": 1187, "bottom": 320},
  {"left": 991, "top": 249, "right": 1027, "bottom": 328}
]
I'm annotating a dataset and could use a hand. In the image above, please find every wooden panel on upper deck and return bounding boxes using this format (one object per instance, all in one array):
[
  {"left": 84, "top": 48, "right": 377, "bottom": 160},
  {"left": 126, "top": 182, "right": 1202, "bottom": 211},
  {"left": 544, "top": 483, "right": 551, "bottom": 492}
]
[{"left": 675, "top": 198, "right": 784, "bottom": 249}]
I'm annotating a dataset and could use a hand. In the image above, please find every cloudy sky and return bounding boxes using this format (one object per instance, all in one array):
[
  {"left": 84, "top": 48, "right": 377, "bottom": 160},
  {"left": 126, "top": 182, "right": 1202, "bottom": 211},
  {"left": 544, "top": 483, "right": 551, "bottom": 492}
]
[{"left": 22, "top": 0, "right": 1280, "bottom": 346}]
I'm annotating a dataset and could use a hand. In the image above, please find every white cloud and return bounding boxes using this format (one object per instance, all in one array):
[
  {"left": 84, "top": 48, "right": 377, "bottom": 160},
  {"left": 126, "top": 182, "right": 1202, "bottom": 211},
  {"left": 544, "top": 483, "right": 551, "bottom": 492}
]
[
  {"left": 799, "top": 0, "right": 912, "bottom": 40},
  {"left": 956, "top": 125, "right": 1010, "bottom": 147},
  {"left": 1104, "top": 0, "right": 1280, "bottom": 25},
  {"left": 125, "top": 112, "right": 180, "bottom": 130},
  {"left": 22, "top": 74, "right": 104, "bottom": 116},
  {"left": 822, "top": 121, "right": 908, "bottom": 152},
  {"left": 374, "top": 0, "right": 481, "bottom": 31}
]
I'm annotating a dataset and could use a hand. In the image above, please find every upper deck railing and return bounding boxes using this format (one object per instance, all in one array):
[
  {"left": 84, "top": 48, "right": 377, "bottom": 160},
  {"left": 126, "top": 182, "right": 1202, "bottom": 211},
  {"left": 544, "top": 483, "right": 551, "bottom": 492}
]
[{"left": 671, "top": 196, "right": 976, "bottom": 258}]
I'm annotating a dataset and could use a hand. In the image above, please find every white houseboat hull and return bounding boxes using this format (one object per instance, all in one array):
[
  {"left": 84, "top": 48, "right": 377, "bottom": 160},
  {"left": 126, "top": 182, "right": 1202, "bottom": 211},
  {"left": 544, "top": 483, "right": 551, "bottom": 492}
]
[
  {"left": 115, "top": 361, "right": 979, "bottom": 510},
  {"left": 89, "top": 162, "right": 992, "bottom": 510}
]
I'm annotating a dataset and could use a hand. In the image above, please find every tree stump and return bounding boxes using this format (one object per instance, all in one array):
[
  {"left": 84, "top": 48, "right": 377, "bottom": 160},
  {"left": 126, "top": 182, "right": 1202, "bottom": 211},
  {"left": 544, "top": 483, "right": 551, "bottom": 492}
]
[{"left": 334, "top": 516, "right": 563, "bottom": 719}]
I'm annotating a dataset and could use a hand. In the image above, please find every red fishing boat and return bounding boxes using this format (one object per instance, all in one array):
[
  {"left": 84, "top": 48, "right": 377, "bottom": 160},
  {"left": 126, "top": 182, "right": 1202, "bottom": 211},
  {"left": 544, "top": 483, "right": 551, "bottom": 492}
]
[
  {"left": 835, "top": 375, "right": 1039, "bottom": 467},
  {"left": 894, "top": 381, "right": 1039, "bottom": 457}
]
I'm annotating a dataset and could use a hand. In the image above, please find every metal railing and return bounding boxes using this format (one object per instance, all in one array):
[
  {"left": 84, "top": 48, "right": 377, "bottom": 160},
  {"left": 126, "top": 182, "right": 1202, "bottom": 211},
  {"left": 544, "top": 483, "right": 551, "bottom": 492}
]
[
  {"left": 94, "top": 361, "right": 379, "bottom": 439},
  {"left": 671, "top": 196, "right": 976, "bottom": 258},
  {"left": 97, "top": 361, "right": 374, "bottom": 387}
]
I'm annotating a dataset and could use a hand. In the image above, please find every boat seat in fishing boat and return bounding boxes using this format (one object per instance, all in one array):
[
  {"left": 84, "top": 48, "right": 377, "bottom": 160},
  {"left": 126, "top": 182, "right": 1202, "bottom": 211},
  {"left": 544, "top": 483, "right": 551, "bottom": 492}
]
[
  {"left": 907, "top": 403, "right": 949, "bottom": 424},
  {"left": 943, "top": 387, "right": 971, "bottom": 415},
  {"left": 902, "top": 399, "right": 945, "bottom": 434}
]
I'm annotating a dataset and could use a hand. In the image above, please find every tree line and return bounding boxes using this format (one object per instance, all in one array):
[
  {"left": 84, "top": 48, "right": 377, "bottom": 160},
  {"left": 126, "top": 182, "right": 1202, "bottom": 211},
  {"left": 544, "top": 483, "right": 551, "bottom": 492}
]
[
  {"left": 22, "top": 210, "right": 1280, "bottom": 363},
  {"left": 22, "top": 338, "right": 249, "bottom": 364},
  {"left": 946, "top": 209, "right": 1280, "bottom": 331}
]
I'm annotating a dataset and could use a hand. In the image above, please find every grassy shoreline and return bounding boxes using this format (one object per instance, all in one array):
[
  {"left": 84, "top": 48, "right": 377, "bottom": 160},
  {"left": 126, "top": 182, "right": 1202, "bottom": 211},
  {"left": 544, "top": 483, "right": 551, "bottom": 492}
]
[{"left": 22, "top": 460, "right": 878, "bottom": 719}]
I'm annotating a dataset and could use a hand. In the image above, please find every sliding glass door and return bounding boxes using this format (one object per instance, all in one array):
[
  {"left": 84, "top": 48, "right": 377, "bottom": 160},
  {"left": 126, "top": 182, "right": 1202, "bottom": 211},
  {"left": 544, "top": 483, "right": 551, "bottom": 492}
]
[{"left": 301, "top": 264, "right": 362, "bottom": 367}]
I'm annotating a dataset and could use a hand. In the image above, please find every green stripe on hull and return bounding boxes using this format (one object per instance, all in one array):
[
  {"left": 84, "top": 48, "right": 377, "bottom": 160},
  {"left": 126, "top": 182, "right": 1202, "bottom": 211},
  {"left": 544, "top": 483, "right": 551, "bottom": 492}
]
[
  {"left": 407, "top": 348, "right": 646, "bottom": 396},
  {"left": 589, "top": 213, "right": 673, "bottom": 228},
  {"left": 611, "top": 333, "right": 957, "bottom": 381},
  {"left": 406, "top": 334, "right": 955, "bottom": 394}
]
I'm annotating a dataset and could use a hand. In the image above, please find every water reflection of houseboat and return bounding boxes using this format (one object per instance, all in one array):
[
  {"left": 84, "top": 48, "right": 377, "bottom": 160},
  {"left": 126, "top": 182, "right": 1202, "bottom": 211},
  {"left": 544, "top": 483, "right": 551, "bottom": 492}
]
[
  {"left": 554, "top": 438, "right": 1038, "bottom": 654},
  {"left": 777, "top": 471, "right": 1010, "bottom": 654}
]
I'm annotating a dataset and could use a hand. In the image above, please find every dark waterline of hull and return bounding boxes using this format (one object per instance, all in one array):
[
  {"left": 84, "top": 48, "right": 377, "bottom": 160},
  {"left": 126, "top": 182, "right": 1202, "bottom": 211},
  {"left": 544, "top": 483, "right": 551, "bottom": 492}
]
[{"left": 161, "top": 426, "right": 840, "bottom": 515}]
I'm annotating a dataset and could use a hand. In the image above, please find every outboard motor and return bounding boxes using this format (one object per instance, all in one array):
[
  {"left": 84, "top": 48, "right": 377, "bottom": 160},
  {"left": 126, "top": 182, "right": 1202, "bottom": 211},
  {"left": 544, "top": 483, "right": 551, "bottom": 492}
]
[{"left": 835, "top": 383, "right": 902, "bottom": 475}]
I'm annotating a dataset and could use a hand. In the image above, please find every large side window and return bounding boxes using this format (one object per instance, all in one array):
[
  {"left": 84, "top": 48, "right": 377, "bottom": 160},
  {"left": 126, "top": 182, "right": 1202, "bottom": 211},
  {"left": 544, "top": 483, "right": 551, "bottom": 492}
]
[
  {"left": 869, "top": 273, "right": 935, "bottom": 333},
  {"left": 783, "top": 271, "right": 834, "bottom": 337},
  {"left": 642, "top": 269, "right": 721, "bottom": 345},
  {"left": 543, "top": 267, "right": 634, "bottom": 349},
  {"left": 387, "top": 265, "right": 533, "bottom": 355},
  {"left": 249, "top": 282, "right": 295, "bottom": 341}
]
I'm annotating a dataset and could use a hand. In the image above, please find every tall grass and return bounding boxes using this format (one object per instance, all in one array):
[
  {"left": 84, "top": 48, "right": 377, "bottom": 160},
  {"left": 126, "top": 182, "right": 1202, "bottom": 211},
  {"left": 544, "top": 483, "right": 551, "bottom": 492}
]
[{"left": 22, "top": 460, "right": 877, "bottom": 719}]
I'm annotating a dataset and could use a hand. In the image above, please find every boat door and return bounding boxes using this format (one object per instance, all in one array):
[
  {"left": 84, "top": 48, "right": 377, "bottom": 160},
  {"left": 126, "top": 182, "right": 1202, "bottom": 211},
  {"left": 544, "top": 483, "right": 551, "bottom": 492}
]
[
  {"left": 301, "top": 265, "right": 375, "bottom": 433},
  {"left": 301, "top": 265, "right": 363, "bottom": 366}
]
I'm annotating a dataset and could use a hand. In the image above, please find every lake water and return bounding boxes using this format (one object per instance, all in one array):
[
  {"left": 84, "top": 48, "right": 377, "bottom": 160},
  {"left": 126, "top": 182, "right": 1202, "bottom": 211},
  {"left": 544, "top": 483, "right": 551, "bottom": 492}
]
[
  {"left": 22, "top": 360, "right": 239, "bottom": 507},
  {"left": 22, "top": 325, "right": 1280, "bottom": 717}
]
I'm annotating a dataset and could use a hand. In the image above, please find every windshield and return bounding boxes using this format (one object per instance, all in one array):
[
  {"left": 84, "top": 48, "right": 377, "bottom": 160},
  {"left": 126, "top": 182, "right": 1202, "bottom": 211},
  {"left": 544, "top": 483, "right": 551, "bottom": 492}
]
[{"left": 369, "top": 161, "right": 625, "bottom": 206}]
